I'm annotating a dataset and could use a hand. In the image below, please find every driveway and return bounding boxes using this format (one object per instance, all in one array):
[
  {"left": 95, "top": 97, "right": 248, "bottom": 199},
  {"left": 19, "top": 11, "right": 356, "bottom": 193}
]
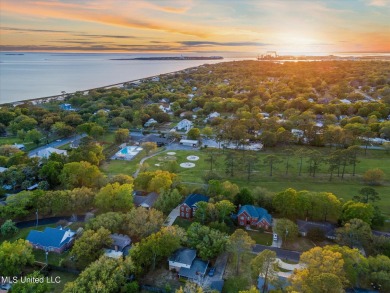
[
  {"left": 200, "top": 252, "right": 228, "bottom": 290},
  {"left": 209, "top": 252, "right": 228, "bottom": 280},
  {"left": 252, "top": 244, "right": 301, "bottom": 263},
  {"left": 271, "top": 219, "right": 282, "bottom": 248},
  {"left": 164, "top": 205, "right": 180, "bottom": 226}
]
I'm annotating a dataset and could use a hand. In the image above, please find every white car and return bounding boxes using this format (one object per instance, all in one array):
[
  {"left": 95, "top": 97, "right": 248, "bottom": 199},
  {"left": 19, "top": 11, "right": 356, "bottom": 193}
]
[{"left": 273, "top": 233, "right": 278, "bottom": 241}]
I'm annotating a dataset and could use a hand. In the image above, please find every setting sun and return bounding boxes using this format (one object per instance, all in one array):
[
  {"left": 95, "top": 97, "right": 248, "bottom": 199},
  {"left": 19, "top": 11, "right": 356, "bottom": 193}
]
[{"left": 1, "top": 0, "right": 390, "bottom": 54}]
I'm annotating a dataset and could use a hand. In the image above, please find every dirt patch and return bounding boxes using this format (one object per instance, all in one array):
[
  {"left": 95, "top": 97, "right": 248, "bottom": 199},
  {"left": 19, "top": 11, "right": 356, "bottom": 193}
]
[
  {"left": 283, "top": 237, "right": 315, "bottom": 252},
  {"left": 140, "top": 267, "right": 182, "bottom": 290}
]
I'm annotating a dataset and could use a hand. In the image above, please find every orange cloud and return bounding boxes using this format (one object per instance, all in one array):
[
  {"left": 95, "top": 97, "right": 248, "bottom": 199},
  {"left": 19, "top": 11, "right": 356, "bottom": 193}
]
[{"left": 1, "top": 1, "right": 209, "bottom": 38}]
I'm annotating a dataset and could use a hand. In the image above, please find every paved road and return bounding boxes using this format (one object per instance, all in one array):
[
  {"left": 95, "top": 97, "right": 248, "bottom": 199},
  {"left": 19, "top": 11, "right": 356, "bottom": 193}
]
[
  {"left": 28, "top": 134, "right": 86, "bottom": 157},
  {"left": 252, "top": 244, "right": 301, "bottom": 262}
]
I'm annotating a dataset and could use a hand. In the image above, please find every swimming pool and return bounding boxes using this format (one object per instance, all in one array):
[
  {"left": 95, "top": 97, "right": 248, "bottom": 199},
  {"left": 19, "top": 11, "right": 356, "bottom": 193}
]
[{"left": 114, "top": 146, "right": 143, "bottom": 160}]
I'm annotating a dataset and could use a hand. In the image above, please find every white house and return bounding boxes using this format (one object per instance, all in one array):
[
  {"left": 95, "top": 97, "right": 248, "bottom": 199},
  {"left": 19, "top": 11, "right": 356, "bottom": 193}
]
[
  {"left": 144, "top": 118, "right": 158, "bottom": 127},
  {"left": 175, "top": 119, "right": 193, "bottom": 133},
  {"left": 291, "top": 129, "right": 304, "bottom": 138},
  {"left": 208, "top": 111, "right": 220, "bottom": 119},
  {"left": 0, "top": 167, "right": 8, "bottom": 173},
  {"left": 13, "top": 143, "right": 25, "bottom": 150},
  {"left": 159, "top": 104, "right": 171, "bottom": 113},
  {"left": 340, "top": 99, "right": 352, "bottom": 104},
  {"left": 33, "top": 147, "right": 67, "bottom": 159}
]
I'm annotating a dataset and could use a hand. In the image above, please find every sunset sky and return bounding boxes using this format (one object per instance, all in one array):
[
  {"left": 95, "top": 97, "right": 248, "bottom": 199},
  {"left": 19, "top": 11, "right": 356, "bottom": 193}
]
[{"left": 1, "top": 0, "right": 390, "bottom": 55}]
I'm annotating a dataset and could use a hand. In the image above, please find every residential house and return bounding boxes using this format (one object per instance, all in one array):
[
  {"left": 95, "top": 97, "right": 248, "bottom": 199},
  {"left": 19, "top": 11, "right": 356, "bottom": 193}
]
[
  {"left": 105, "top": 233, "right": 132, "bottom": 259},
  {"left": 110, "top": 233, "right": 131, "bottom": 252},
  {"left": 133, "top": 192, "right": 159, "bottom": 209},
  {"left": 180, "top": 111, "right": 194, "bottom": 119},
  {"left": 180, "top": 194, "right": 209, "bottom": 219},
  {"left": 297, "top": 220, "right": 336, "bottom": 240},
  {"left": 207, "top": 111, "right": 220, "bottom": 120},
  {"left": 192, "top": 107, "right": 202, "bottom": 112},
  {"left": 139, "top": 134, "right": 170, "bottom": 147},
  {"left": 237, "top": 205, "right": 272, "bottom": 230},
  {"left": 32, "top": 147, "right": 67, "bottom": 159},
  {"left": 59, "top": 103, "right": 75, "bottom": 111},
  {"left": 175, "top": 119, "right": 193, "bottom": 133},
  {"left": 169, "top": 248, "right": 208, "bottom": 281},
  {"left": 144, "top": 118, "right": 158, "bottom": 128},
  {"left": 26, "top": 226, "right": 76, "bottom": 253},
  {"left": 13, "top": 143, "right": 25, "bottom": 150},
  {"left": 291, "top": 129, "right": 304, "bottom": 138},
  {"left": 0, "top": 167, "right": 8, "bottom": 173},
  {"left": 70, "top": 139, "right": 81, "bottom": 149},
  {"left": 159, "top": 104, "right": 171, "bottom": 113}
]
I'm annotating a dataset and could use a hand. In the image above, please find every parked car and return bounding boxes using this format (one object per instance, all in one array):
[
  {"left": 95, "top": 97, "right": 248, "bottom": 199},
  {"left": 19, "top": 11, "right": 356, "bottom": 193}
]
[
  {"left": 273, "top": 233, "right": 278, "bottom": 241},
  {"left": 208, "top": 267, "right": 215, "bottom": 277}
]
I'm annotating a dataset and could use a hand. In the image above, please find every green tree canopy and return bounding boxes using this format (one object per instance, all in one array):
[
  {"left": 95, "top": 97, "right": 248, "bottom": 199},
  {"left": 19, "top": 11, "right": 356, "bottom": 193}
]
[
  {"left": 71, "top": 227, "right": 113, "bottom": 268},
  {"left": 125, "top": 207, "right": 165, "bottom": 239},
  {"left": 0, "top": 239, "right": 34, "bottom": 276},
  {"left": 186, "top": 222, "right": 227, "bottom": 260},
  {"left": 63, "top": 256, "right": 132, "bottom": 293},
  {"left": 60, "top": 161, "right": 105, "bottom": 189},
  {"left": 94, "top": 182, "right": 133, "bottom": 212},
  {"left": 227, "top": 229, "right": 255, "bottom": 274}
]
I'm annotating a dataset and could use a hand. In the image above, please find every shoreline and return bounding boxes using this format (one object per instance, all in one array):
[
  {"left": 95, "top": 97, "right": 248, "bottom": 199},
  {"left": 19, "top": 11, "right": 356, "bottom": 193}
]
[
  {"left": 2, "top": 56, "right": 390, "bottom": 107},
  {"left": 0, "top": 65, "right": 201, "bottom": 107}
]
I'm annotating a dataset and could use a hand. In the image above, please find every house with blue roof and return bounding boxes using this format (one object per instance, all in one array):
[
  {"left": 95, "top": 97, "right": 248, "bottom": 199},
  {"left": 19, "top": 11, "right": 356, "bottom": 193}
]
[
  {"left": 237, "top": 205, "right": 272, "bottom": 230},
  {"left": 180, "top": 194, "right": 209, "bottom": 219},
  {"left": 26, "top": 226, "right": 76, "bottom": 253},
  {"left": 59, "top": 103, "right": 75, "bottom": 111},
  {"left": 168, "top": 248, "right": 208, "bottom": 281}
]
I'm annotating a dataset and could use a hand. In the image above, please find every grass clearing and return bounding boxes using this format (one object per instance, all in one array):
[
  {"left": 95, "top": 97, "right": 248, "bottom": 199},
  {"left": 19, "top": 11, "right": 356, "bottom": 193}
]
[
  {"left": 49, "top": 271, "right": 77, "bottom": 293},
  {"left": 172, "top": 217, "right": 193, "bottom": 230},
  {"left": 101, "top": 146, "right": 390, "bottom": 216},
  {"left": 282, "top": 237, "right": 316, "bottom": 252},
  {"left": 246, "top": 231, "right": 273, "bottom": 246},
  {"left": 101, "top": 159, "right": 139, "bottom": 176},
  {"left": 33, "top": 250, "right": 70, "bottom": 266}
]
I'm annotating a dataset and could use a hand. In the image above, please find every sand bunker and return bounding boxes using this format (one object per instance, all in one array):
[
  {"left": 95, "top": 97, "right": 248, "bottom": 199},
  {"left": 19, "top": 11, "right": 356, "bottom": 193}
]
[
  {"left": 180, "top": 162, "right": 196, "bottom": 168},
  {"left": 167, "top": 152, "right": 176, "bottom": 155}
]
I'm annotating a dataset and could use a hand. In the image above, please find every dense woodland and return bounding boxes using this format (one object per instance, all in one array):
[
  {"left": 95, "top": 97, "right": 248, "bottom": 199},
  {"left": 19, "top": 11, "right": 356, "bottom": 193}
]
[{"left": 1, "top": 60, "right": 390, "bottom": 292}]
